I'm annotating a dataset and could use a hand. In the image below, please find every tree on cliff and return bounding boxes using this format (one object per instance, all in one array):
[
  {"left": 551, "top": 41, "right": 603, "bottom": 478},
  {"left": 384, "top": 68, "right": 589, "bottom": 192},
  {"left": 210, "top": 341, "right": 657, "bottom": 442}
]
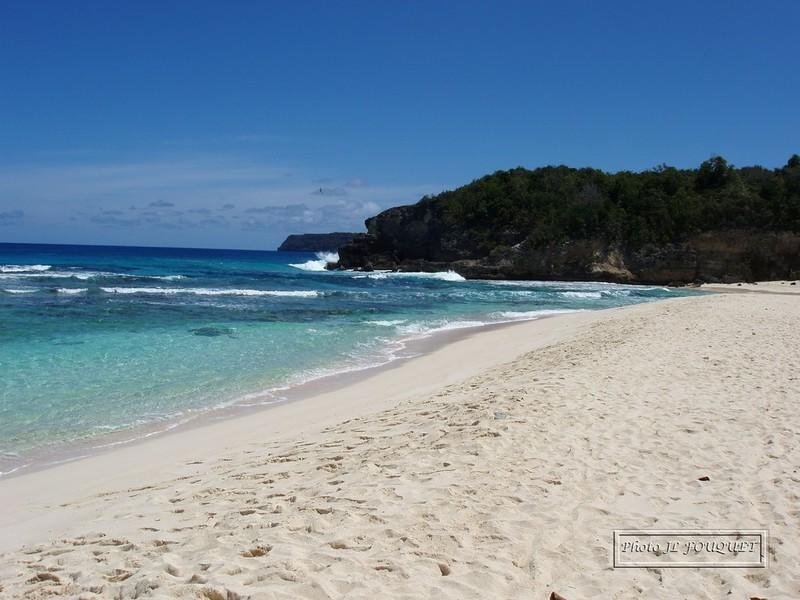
[{"left": 431, "top": 155, "right": 800, "bottom": 252}]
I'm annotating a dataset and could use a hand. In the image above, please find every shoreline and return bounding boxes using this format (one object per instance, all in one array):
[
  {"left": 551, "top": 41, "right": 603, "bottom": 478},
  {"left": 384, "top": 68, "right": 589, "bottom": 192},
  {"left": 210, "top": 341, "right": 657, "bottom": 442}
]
[
  {"left": 0, "top": 304, "right": 613, "bottom": 553},
  {"left": 701, "top": 280, "right": 800, "bottom": 295},
  {"left": 1, "top": 291, "right": 796, "bottom": 599},
  {"left": 0, "top": 309, "right": 585, "bottom": 481}
]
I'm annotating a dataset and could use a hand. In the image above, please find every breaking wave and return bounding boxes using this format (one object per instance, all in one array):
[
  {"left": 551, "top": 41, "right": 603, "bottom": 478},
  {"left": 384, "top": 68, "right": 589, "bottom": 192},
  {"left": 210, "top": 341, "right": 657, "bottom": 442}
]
[
  {"left": 0, "top": 264, "right": 52, "bottom": 273},
  {"left": 289, "top": 252, "right": 339, "bottom": 272},
  {"left": 353, "top": 270, "right": 465, "bottom": 282},
  {"left": 0, "top": 270, "right": 185, "bottom": 281},
  {"left": 99, "top": 287, "right": 319, "bottom": 297}
]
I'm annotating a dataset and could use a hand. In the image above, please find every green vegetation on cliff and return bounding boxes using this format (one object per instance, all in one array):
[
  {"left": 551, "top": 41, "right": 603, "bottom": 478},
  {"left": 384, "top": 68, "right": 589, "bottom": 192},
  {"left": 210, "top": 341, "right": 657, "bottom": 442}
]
[
  {"left": 337, "top": 155, "right": 800, "bottom": 283},
  {"left": 432, "top": 155, "right": 800, "bottom": 253}
]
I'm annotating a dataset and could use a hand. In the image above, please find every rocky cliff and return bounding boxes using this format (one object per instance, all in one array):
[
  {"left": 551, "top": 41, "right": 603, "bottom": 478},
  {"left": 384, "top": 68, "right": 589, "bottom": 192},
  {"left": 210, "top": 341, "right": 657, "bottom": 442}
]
[
  {"left": 338, "top": 228, "right": 800, "bottom": 284},
  {"left": 278, "top": 232, "right": 358, "bottom": 252},
  {"left": 334, "top": 159, "right": 800, "bottom": 284},
  {"left": 338, "top": 223, "right": 800, "bottom": 285}
]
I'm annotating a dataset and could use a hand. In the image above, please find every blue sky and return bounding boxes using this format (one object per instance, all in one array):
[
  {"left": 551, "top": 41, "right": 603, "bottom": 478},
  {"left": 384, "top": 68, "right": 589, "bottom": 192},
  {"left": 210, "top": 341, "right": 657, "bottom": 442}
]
[{"left": 1, "top": 1, "right": 798, "bottom": 249}]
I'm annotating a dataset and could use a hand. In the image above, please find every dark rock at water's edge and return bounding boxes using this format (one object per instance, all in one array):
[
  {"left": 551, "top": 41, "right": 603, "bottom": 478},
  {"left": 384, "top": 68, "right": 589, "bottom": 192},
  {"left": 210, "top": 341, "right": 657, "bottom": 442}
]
[
  {"left": 278, "top": 233, "right": 358, "bottom": 252},
  {"left": 190, "top": 326, "right": 236, "bottom": 337},
  {"left": 333, "top": 157, "right": 800, "bottom": 285},
  {"left": 337, "top": 230, "right": 800, "bottom": 284}
]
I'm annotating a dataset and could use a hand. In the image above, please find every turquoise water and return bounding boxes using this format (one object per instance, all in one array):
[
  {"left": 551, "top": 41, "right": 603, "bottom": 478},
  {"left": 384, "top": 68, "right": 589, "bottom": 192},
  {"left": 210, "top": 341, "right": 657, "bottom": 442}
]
[{"left": 0, "top": 243, "right": 697, "bottom": 474}]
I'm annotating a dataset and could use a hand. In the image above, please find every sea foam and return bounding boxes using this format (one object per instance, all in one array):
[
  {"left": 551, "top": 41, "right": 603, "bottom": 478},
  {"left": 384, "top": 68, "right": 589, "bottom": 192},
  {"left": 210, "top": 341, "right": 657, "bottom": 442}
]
[
  {"left": 354, "top": 270, "right": 465, "bottom": 282},
  {"left": 494, "top": 309, "right": 580, "bottom": 320},
  {"left": 0, "top": 264, "right": 52, "bottom": 273},
  {"left": 396, "top": 309, "right": 582, "bottom": 338},
  {"left": 100, "top": 287, "right": 319, "bottom": 297},
  {"left": 0, "top": 270, "right": 185, "bottom": 281},
  {"left": 397, "top": 319, "right": 489, "bottom": 337},
  {"left": 289, "top": 252, "right": 339, "bottom": 272},
  {"left": 560, "top": 291, "right": 603, "bottom": 299}
]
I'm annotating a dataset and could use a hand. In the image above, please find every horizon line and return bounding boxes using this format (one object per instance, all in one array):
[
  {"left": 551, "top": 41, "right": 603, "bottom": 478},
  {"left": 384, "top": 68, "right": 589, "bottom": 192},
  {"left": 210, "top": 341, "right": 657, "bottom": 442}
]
[{"left": 0, "top": 240, "right": 325, "bottom": 254}]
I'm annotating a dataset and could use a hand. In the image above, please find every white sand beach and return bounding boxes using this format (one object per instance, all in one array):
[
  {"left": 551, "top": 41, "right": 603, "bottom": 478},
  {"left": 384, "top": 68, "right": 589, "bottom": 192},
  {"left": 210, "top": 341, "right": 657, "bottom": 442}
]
[
  {"left": 703, "top": 280, "right": 800, "bottom": 295},
  {"left": 1, "top": 292, "right": 798, "bottom": 599}
]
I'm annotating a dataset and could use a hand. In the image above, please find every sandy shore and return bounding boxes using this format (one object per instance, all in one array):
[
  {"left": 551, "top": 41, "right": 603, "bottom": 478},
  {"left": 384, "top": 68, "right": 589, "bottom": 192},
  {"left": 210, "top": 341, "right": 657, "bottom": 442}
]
[
  {"left": 1, "top": 293, "right": 798, "bottom": 599},
  {"left": 703, "top": 280, "right": 800, "bottom": 295}
]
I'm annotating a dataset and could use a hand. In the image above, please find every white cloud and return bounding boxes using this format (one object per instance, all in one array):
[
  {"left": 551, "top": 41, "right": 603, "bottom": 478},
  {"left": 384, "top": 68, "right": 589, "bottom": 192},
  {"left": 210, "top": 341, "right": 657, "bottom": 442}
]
[
  {"left": 0, "top": 155, "right": 443, "bottom": 247},
  {"left": 0, "top": 208, "right": 24, "bottom": 225}
]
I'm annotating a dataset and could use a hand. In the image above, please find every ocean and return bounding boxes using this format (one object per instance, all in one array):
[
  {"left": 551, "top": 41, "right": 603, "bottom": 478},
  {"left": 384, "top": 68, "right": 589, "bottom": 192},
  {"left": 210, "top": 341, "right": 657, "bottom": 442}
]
[{"left": 0, "top": 243, "right": 696, "bottom": 475}]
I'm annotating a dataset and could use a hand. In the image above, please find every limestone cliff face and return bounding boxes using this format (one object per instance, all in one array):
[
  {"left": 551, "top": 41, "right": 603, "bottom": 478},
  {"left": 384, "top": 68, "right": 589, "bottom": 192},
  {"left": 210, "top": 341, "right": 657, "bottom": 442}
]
[{"left": 335, "top": 205, "right": 800, "bottom": 284}]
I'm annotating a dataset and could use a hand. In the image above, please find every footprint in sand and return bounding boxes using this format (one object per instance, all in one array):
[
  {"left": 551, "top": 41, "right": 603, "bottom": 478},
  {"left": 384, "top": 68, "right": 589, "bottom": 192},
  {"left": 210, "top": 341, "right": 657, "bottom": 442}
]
[{"left": 240, "top": 545, "right": 271, "bottom": 557}]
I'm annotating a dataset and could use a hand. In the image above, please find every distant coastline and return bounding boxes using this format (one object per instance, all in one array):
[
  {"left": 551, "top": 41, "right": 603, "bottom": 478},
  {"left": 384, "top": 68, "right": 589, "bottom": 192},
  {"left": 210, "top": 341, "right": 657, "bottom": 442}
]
[{"left": 278, "top": 232, "right": 358, "bottom": 252}]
